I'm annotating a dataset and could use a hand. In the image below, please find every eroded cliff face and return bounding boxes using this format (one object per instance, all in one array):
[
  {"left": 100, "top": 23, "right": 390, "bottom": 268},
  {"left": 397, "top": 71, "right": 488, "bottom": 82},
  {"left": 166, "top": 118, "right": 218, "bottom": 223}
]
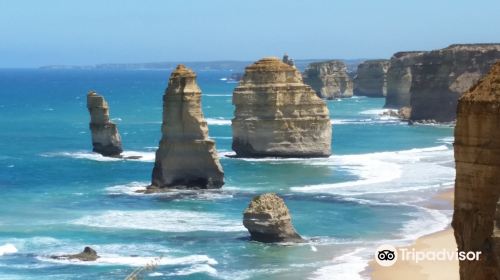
[
  {"left": 86, "top": 91, "right": 123, "bottom": 157},
  {"left": 410, "top": 44, "right": 500, "bottom": 122},
  {"left": 232, "top": 57, "right": 332, "bottom": 157},
  {"left": 384, "top": 51, "right": 426, "bottom": 108},
  {"left": 303, "top": 60, "right": 353, "bottom": 99},
  {"left": 452, "top": 62, "right": 500, "bottom": 280},
  {"left": 150, "top": 65, "right": 224, "bottom": 189},
  {"left": 353, "top": 59, "right": 389, "bottom": 97}
]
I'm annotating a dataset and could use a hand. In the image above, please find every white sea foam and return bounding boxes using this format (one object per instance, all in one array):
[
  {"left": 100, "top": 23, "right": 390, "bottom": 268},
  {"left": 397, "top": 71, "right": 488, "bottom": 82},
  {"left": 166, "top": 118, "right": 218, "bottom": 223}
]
[
  {"left": 206, "top": 118, "right": 231, "bottom": 125},
  {"left": 40, "top": 151, "right": 155, "bottom": 162},
  {"left": 310, "top": 248, "right": 368, "bottom": 280},
  {"left": 71, "top": 210, "right": 245, "bottom": 232},
  {"left": 173, "top": 263, "right": 218, "bottom": 276},
  {"left": 0, "top": 244, "right": 17, "bottom": 256},
  {"left": 359, "top": 108, "right": 391, "bottom": 115},
  {"left": 40, "top": 254, "right": 217, "bottom": 267}
]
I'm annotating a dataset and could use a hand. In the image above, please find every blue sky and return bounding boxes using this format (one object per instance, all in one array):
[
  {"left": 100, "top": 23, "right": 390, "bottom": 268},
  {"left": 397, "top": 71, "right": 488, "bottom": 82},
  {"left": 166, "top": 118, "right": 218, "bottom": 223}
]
[{"left": 1, "top": 0, "right": 499, "bottom": 67}]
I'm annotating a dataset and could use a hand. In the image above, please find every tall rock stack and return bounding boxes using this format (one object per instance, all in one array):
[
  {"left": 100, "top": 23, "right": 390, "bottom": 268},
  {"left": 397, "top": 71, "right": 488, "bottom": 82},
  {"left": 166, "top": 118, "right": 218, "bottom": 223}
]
[
  {"left": 353, "top": 59, "right": 390, "bottom": 97},
  {"left": 86, "top": 91, "right": 123, "bottom": 157},
  {"left": 150, "top": 65, "right": 224, "bottom": 189},
  {"left": 303, "top": 60, "right": 353, "bottom": 99},
  {"left": 410, "top": 44, "right": 500, "bottom": 122},
  {"left": 452, "top": 62, "right": 500, "bottom": 280},
  {"left": 384, "top": 51, "right": 426, "bottom": 108},
  {"left": 232, "top": 57, "right": 332, "bottom": 157}
]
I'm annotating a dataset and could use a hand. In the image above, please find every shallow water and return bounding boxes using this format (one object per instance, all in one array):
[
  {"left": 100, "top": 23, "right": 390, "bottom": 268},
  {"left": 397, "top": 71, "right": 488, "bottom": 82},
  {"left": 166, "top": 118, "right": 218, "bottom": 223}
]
[{"left": 0, "top": 69, "right": 454, "bottom": 279}]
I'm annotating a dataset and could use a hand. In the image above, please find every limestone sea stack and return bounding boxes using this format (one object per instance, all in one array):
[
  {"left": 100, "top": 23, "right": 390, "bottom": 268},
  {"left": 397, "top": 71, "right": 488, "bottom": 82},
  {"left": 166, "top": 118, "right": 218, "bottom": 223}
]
[
  {"left": 243, "top": 193, "right": 303, "bottom": 243},
  {"left": 86, "top": 91, "right": 123, "bottom": 157},
  {"left": 303, "top": 60, "right": 353, "bottom": 99},
  {"left": 410, "top": 44, "right": 500, "bottom": 122},
  {"left": 452, "top": 62, "right": 500, "bottom": 280},
  {"left": 353, "top": 59, "right": 390, "bottom": 97},
  {"left": 232, "top": 57, "right": 332, "bottom": 157},
  {"left": 150, "top": 65, "right": 224, "bottom": 189},
  {"left": 384, "top": 51, "right": 426, "bottom": 108}
]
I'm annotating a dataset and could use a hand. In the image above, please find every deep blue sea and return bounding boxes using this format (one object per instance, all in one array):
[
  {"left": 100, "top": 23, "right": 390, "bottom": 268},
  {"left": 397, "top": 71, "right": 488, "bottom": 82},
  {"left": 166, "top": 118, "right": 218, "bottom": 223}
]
[{"left": 0, "top": 69, "right": 455, "bottom": 279}]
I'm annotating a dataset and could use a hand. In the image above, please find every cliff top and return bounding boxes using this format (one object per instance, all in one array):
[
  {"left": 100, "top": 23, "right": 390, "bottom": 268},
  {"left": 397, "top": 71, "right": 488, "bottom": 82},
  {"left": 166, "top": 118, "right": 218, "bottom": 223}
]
[
  {"left": 445, "top": 43, "right": 500, "bottom": 51},
  {"left": 392, "top": 51, "right": 426, "bottom": 59},
  {"left": 170, "top": 64, "right": 196, "bottom": 78},
  {"left": 461, "top": 62, "right": 500, "bottom": 102},
  {"left": 245, "top": 57, "right": 295, "bottom": 72},
  {"left": 308, "top": 60, "right": 346, "bottom": 67}
]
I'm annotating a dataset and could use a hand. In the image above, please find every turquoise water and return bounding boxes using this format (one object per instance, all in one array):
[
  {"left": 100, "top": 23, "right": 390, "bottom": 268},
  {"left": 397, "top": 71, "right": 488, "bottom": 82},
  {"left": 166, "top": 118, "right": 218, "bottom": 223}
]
[{"left": 0, "top": 69, "right": 454, "bottom": 279}]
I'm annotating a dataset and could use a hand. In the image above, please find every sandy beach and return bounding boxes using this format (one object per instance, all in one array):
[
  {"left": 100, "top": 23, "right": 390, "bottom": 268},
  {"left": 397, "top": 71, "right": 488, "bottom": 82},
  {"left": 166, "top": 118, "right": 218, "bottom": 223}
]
[{"left": 370, "top": 189, "right": 459, "bottom": 280}]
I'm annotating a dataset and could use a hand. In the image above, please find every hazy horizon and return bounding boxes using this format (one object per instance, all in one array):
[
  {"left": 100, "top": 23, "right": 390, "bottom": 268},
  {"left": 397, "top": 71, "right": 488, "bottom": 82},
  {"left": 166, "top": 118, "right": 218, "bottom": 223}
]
[{"left": 1, "top": 0, "right": 499, "bottom": 68}]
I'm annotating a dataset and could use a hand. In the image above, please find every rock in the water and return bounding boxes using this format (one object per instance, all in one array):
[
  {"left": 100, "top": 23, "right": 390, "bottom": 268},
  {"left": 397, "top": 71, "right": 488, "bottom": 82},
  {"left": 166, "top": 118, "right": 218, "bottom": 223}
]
[
  {"left": 384, "top": 51, "right": 426, "bottom": 108},
  {"left": 243, "top": 193, "right": 303, "bottom": 243},
  {"left": 150, "top": 65, "right": 224, "bottom": 189},
  {"left": 51, "top": 246, "right": 99, "bottom": 261},
  {"left": 353, "top": 59, "right": 390, "bottom": 97},
  {"left": 232, "top": 57, "right": 332, "bottom": 157},
  {"left": 87, "top": 91, "right": 123, "bottom": 157},
  {"left": 303, "top": 60, "right": 353, "bottom": 99},
  {"left": 452, "top": 62, "right": 500, "bottom": 280},
  {"left": 410, "top": 44, "right": 500, "bottom": 122}
]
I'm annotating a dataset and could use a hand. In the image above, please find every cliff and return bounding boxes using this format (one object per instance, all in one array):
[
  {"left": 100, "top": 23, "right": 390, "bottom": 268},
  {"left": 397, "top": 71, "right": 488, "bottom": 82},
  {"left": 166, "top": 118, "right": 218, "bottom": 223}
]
[
  {"left": 243, "top": 193, "right": 303, "bottom": 243},
  {"left": 150, "top": 65, "right": 224, "bottom": 189},
  {"left": 452, "top": 62, "right": 500, "bottom": 280},
  {"left": 410, "top": 44, "right": 500, "bottom": 122},
  {"left": 303, "top": 60, "right": 353, "bottom": 99},
  {"left": 232, "top": 57, "right": 332, "bottom": 157},
  {"left": 86, "top": 91, "right": 123, "bottom": 157},
  {"left": 353, "top": 59, "right": 390, "bottom": 97},
  {"left": 384, "top": 51, "right": 426, "bottom": 108}
]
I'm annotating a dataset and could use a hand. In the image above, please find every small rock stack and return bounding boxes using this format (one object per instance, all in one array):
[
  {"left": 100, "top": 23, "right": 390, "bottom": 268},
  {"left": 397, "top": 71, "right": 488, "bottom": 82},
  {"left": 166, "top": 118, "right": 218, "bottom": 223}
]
[
  {"left": 452, "top": 62, "right": 500, "bottom": 280},
  {"left": 150, "top": 65, "right": 224, "bottom": 189},
  {"left": 232, "top": 57, "right": 332, "bottom": 157},
  {"left": 354, "top": 59, "right": 390, "bottom": 97},
  {"left": 86, "top": 91, "right": 123, "bottom": 157},
  {"left": 243, "top": 193, "right": 303, "bottom": 243}
]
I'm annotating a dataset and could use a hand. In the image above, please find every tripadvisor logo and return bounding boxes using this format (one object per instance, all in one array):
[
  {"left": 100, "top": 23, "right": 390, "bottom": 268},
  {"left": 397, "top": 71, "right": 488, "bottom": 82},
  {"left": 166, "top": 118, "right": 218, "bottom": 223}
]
[{"left": 374, "top": 244, "right": 482, "bottom": 267}]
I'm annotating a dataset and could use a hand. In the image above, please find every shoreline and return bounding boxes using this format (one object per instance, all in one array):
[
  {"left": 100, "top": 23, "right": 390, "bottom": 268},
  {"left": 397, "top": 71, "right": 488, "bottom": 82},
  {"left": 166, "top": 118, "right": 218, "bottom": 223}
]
[{"left": 369, "top": 188, "right": 458, "bottom": 280}]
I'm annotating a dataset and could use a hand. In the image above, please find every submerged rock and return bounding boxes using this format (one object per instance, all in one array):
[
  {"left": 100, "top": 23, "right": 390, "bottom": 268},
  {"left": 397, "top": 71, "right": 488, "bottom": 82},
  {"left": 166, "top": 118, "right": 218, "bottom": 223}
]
[
  {"left": 353, "top": 59, "right": 390, "bottom": 97},
  {"left": 303, "top": 60, "right": 353, "bottom": 99},
  {"left": 410, "top": 44, "right": 500, "bottom": 122},
  {"left": 243, "top": 193, "right": 303, "bottom": 243},
  {"left": 384, "top": 51, "right": 426, "bottom": 108},
  {"left": 150, "top": 65, "right": 224, "bottom": 189},
  {"left": 452, "top": 62, "right": 500, "bottom": 280},
  {"left": 232, "top": 57, "right": 332, "bottom": 157},
  {"left": 51, "top": 247, "right": 99, "bottom": 261},
  {"left": 86, "top": 91, "right": 123, "bottom": 157}
]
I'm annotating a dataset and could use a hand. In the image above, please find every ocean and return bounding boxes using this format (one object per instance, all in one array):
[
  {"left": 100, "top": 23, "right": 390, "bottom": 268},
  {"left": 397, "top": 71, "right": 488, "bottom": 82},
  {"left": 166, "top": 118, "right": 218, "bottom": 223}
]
[{"left": 0, "top": 69, "right": 455, "bottom": 279}]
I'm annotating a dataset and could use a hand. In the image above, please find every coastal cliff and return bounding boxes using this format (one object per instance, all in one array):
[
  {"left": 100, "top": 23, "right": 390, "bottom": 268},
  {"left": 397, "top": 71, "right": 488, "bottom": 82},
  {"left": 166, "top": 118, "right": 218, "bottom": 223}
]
[
  {"left": 150, "top": 65, "right": 224, "bottom": 189},
  {"left": 452, "top": 62, "right": 500, "bottom": 280},
  {"left": 384, "top": 51, "right": 426, "bottom": 108},
  {"left": 86, "top": 91, "right": 123, "bottom": 157},
  {"left": 410, "top": 44, "right": 500, "bottom": 122},
  {"left": 303, "top": 60, "right": 353, "bottom": 99},
  {"left": 353, "top": 59, "right": 389, "bottom": 97},
  {"left": 232, "top": 57, "right": 332, "bottom": 157}
]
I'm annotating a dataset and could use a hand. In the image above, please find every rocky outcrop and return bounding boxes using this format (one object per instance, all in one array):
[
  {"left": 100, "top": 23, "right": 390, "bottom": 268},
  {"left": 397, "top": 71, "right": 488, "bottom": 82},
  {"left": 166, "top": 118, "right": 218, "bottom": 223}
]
[
  {"left": 243, "top": 193, "right": 303, "bottom": 243},
  {"left": 384, "top": 51, "right": 426, "bottom": 108},
  {"left": 51, "top": 247, "right": 99, "bottom": 261},
  {"left": 87, "top": 91, "right": 123, "bottom": 157},
  {"left": 353, "top": 59, "right": 390, "bottom": 97},
  {"left": 410, "top": 44, "right": 500, "bottom": 122},
  {"left": 452, "top": 62, "right": 500, "bottom": 280},
  {"left": 232, "top": 57, "right": 332, "bottom": 157},
  {"left": 150, "top": 65, "right": 224, "bottom": 189},
  {"left": 282, "top": 53, "right": 295, "bottom": 68},
  {"left": 303, "top": 60, "right": 353, "bottom": 99}
]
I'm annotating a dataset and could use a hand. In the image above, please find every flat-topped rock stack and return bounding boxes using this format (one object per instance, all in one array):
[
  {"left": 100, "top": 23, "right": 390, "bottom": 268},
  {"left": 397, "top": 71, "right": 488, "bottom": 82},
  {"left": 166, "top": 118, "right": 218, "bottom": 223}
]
[
  {"left": 353, "top": 59, "right": 390, "bottom": 97},
  {"left": 232, "top": 57, "right": 332, "bottom": 157},
  {"left": 453, "top": 62, "right": 500, "bottom": 280},
  {"left": 86, "top": 91, "right": 123, "bottom": 157},
  {"left": 303, "top": 60, "right": 353, "bottom": 99},
  {"left": 149, "top": 65, "right": 224, "bottom": 190}
]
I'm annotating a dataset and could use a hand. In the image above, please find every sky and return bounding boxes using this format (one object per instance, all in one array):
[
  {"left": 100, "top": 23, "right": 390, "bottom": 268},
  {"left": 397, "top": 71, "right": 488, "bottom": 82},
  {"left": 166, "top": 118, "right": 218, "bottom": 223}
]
[{"left": 1, "top": 0, "right": 499, "bottom": 67}]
